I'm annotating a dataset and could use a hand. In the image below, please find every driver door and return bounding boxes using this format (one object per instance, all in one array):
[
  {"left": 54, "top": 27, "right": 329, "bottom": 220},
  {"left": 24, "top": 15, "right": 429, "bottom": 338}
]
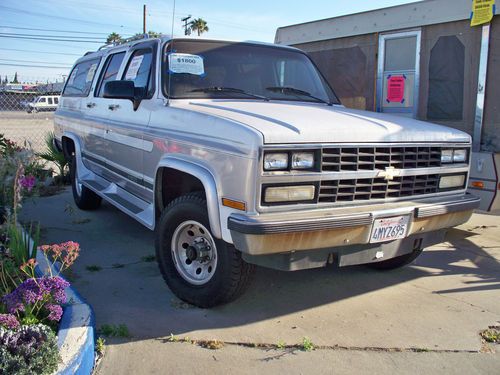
[{"left": 103, "top": 40, "right": 158, "bottom": 202}]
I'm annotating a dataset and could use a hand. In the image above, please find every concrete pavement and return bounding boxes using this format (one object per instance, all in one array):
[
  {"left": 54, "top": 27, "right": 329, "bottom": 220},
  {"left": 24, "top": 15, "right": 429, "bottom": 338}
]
[{"left": 20, "top": 189, "right": 500, "bottom": 373}]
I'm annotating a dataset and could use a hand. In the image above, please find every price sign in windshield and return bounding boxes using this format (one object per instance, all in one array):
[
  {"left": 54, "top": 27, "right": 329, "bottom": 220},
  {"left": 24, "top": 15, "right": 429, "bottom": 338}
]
[{"left": 168, "top": 53, "right": 205, "bottom": 76}]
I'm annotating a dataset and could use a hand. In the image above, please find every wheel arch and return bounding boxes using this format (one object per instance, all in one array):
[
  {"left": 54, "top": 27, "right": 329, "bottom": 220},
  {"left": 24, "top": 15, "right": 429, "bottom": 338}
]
[{"left": 155, "top": 157, "right": 222, "bottom": 239}]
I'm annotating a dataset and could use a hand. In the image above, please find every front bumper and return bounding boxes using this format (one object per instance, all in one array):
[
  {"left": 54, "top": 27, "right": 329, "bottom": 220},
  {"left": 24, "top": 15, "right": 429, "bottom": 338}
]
[{"left": 228, "top": 193, "right": 480, "bottom": 256}]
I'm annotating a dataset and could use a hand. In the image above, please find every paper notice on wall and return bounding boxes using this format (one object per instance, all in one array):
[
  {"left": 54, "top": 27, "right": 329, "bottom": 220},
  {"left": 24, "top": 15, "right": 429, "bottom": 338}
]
[
  {"left": 386, "top": 75, "right": 406, "bottom": 103},
  {"left": 125, "top": 55, "right": 144, "bottom": 80},
  {"left": 86, "top": 63, "right": 97, "bottom": 82},
  {"left": 168, "top": 53, "right": 205, "bottom": 75},
  {"left": 68, "top": 68, "right": 78, "bottom": 85},
  {"left": 471, "top": 0, "right": 495, "bottom": 27}
]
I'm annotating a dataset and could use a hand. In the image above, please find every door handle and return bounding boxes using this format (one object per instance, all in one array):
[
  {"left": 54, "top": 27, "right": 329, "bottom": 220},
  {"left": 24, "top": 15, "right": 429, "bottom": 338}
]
[
  {"left": 86, "top": 102, "right": 96, "bottom": 108},
  {"left": 108, "top": 104, "right": 120, "bottom": 111}
]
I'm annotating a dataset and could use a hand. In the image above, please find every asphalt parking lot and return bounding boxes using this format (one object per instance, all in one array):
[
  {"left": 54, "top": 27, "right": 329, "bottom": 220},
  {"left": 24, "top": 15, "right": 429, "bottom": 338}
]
[
  {"left": 0, "top": 110, "right": 54, "bottom": 152},
  {"left": 21, "top": 189, "right": 500, "bottom": 374}
]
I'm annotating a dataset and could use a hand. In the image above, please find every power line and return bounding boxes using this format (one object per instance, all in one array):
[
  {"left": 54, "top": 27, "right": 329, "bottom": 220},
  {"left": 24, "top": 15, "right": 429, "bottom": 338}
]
[
  {"left": 0, "top": 32, "right": 104, "bottom": 41},
  {"left": 0, "top": 5, "right": 137, "bottom": 31},
  {"left": 0, "top": 63, "right": 71, "bottom": 69},
  {"left": 0, "top": 58, "right": 72, "bottom": 66},
  {"left": 0, "top": 25, "right": 132, "bottom": 36},
  {"left": 0, "top": 47, "right": 82, "bottom": 56},
  {"left": 0, "top": 35, "right": 104, "bottom": 44}
]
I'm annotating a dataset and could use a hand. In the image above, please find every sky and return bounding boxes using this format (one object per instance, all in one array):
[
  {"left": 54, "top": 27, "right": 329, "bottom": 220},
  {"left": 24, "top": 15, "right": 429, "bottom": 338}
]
[{"left": 0, "top": 0, "right": 421, "bottom": 82}]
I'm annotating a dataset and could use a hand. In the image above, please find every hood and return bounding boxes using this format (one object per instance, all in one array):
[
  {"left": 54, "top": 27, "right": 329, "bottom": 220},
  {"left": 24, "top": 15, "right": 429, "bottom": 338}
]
[{"left": 177, "top": 100, "right": 471, "bottom": 144}]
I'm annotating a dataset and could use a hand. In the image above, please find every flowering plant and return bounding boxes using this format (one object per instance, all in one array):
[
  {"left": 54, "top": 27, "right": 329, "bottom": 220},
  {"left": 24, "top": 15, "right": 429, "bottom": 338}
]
[
  {"left": 0, "top": 241, "right": 80, "bottom": 330},
  {"left": 0, "top": 324, "right": 60, "bottom": 375}
]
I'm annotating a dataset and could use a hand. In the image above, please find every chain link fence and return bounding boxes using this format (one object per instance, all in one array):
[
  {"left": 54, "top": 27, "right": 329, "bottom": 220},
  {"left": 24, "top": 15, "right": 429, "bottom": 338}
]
[{"left": 0, "top": 79, "right": 64, "bottom": 153}]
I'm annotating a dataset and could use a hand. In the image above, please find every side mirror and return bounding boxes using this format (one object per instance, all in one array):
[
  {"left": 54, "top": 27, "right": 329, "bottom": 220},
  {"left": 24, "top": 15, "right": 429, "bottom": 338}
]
[
  {"left": 103, "top": 80, "right": 141, "bottom": 111},
  {"left": 103, "top": 80, "right": 135, "bottom": 100}
]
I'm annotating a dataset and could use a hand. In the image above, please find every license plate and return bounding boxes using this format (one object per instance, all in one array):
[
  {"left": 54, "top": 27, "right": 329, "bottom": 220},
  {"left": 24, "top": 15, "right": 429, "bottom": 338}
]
[{"left": 370, "top": 215, "right": 409, "bottom": 243}]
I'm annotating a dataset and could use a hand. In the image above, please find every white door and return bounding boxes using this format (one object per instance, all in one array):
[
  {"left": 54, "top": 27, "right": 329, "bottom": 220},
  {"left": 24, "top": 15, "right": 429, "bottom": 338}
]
[{"left": 377, "top": 30, "right": 421, "bottom": 118}]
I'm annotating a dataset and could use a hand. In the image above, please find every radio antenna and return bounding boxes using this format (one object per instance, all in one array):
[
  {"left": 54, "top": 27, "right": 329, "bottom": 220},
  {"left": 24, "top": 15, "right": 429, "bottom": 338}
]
[{"left": 166, "top": 0, "right": 176, "bottom": 106}]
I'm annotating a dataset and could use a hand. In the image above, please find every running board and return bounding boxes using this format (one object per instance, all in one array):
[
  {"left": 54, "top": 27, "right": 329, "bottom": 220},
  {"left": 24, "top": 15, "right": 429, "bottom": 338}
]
[{"left": 78, "top": 161, "right": 155, "bottom": 229}]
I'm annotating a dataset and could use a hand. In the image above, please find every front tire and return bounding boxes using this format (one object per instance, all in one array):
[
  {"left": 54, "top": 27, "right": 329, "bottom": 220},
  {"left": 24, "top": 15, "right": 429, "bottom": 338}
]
[
  {"left": 156, "top": 193, "right": 253, "bottom": 308},
  {"left": 70, "top": 156, "right": 102, "bottom": 210}
]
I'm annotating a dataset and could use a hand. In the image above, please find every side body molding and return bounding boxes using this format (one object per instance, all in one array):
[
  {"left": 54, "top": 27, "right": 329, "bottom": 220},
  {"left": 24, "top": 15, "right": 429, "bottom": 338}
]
[{"left": 155, "top": 156, "right": 222, "bottom": 239}]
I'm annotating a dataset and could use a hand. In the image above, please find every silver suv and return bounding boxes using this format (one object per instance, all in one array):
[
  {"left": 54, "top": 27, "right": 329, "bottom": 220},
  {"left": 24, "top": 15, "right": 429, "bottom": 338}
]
[{"left": 54, "top": 38, "right": 479, "bottom": 307}]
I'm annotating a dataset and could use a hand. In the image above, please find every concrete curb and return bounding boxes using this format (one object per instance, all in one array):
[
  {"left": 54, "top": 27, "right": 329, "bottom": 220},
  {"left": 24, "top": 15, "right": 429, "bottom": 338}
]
[{"left": 35, "top": 248, "right": 96, "bottom": 374}]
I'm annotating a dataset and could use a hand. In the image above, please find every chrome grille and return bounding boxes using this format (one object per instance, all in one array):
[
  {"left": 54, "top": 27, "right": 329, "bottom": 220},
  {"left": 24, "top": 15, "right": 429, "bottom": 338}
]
[
  {"left": 318, "top": 174, "right": 441, "bottom": 203},
  {"left": 322, "top": 146, "right": 442, "bottom": 172}
]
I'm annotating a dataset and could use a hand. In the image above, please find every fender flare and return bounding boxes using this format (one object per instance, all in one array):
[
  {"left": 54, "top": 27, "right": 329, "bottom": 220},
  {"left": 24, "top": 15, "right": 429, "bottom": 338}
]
[{"left": 155, "top": 156, "right": 222, "bottom": 239}]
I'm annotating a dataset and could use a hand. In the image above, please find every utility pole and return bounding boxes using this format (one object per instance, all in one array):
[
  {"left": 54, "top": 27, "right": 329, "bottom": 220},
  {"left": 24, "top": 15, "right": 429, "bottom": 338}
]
[
  {"left": 181, "top": 15, "right": 192, "bottom": 35},
  {"left": 143, "top": 4, "right": 147, "bottom": 35}
]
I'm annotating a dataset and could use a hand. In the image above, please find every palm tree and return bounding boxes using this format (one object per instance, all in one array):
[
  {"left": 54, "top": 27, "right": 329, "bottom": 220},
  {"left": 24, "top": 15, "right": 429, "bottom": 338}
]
[
  {"left": 189, "top": 18, "right": 209, "bottom": 36},
  {"left": 106, "top": 32, "right": 123, "bottom": 45}
]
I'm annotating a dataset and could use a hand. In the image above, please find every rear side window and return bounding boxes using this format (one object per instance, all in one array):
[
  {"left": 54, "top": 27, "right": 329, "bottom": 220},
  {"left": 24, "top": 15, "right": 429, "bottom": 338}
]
[
  {"left": 48, "top": 97, "right": 53, "bottom": 105},
  {"left": 122, "top": 49, "right": 153, "bottom": 96},
  {"left": 63, "top": 58, "right": 100, "bottom": 97},
  {"left": 54, "top": 97, "right": 59, "bottom": 104},
  {"left": 95, "top": 52, "right": 126, "bottom": 97}
]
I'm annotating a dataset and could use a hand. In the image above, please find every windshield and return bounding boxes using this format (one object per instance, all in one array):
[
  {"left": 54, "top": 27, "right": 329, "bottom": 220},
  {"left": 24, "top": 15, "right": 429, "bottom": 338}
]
[{"left": 162, "top": 40, "right": 339, "bottom": 104}]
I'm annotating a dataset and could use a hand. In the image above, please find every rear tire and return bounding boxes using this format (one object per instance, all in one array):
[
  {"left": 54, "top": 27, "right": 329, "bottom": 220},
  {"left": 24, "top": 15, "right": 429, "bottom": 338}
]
[
  {"left": 368, "top": 248, "right": 423, "bottom": 270},
  {"left": 70, "top": 156, "right": 101, "bottom": 210},
  {"left": 156, "top": 193, "right": 254, "bottom": 308}
]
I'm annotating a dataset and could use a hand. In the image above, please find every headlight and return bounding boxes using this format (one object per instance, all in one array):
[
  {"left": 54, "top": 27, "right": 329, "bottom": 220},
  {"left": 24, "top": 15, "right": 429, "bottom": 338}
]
[
  {"left": 441, "top": 149, "right": 453, "bottom": 163},
  {"left": 264, "top": 153, "right": 288, "bottom": 171},
  {"left": 264, "top": 185, "right": 315, "bottom": 203},
  {"left": 439, "top": 175, "right": 466, "bottom": 189},
  {"left": 291, "top": 152, "right": 314, "bottom": 169},
  {"left": 452, "top": 149, "right": 467, "bottom": 163}
]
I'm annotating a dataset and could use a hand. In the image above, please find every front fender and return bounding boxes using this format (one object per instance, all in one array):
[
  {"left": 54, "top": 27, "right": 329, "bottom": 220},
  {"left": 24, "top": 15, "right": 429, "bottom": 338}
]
[{"left": 155, "top": 156, "right": 222, "bottom": 239}]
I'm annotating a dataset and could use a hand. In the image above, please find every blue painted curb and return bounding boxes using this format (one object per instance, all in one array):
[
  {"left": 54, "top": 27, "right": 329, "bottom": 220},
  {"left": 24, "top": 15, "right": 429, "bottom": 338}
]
[{"left": 34, "top": 250, "right": 96, "bottom": 375}]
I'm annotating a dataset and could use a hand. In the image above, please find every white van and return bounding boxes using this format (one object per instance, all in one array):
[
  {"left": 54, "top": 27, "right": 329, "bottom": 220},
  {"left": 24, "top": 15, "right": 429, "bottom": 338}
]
[{"left": 27, "top": 95, "right": 60, "bottom": 113}]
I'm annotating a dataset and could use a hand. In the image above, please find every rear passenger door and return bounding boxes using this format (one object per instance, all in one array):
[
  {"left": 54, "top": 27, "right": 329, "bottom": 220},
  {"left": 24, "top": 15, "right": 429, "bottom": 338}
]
[
  {"left": 103, "top": 41, "right": 158, "bottom": 202},
  {"left": 59, "top": 58, "right": 101, "bottom": 174},
  {"left": 84, "top": 50, "right": 126, "bottom": 179}
]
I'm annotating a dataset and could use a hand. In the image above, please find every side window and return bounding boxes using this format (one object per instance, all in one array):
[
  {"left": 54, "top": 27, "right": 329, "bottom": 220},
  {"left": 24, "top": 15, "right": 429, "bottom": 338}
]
[
  {"left": 123, "top": 49, "right": 153, "bottom": 96},
  {"left": 54, "top": 97, "right": 59, "bottom": 104},
  {"left": 48, "top": 98, "right": 53, "bottom": 105},
  {"left": 96, "top": 52, "right": 126, "bottom": 97},
  {"left": 62, "top": 58, "right": 100, "bottom": 97},
  {"left": 38, "top": 97, "right": 46, "bottom": 103}
]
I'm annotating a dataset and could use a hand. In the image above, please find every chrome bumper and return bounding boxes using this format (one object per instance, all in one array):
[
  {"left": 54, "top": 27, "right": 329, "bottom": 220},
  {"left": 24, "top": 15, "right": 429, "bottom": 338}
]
[{"left": 228, "top": 193, "right": 480, "bottom": 255}]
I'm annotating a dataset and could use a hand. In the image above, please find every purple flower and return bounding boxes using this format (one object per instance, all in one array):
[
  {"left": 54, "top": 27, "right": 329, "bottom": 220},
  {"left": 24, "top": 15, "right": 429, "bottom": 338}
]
[
  {"left": 0, "top": 314, "right": 20, "bottom": 330},
  {"left": 46, "top": 304, "right": 63, "bottom": 321},
  {"left": 3, "top": 291, "right": 25, "bottom": 314},
  {"left": 19, "top": 175, "right": 36, "bottom": 192}
]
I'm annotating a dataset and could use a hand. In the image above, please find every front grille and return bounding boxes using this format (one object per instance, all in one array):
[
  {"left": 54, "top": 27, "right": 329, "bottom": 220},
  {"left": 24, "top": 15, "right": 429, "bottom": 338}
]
[
  {"left": 322, "top": 146, "right": 442, "bottom": 172},
  {"left": 318, "top": 174, "right": 441, "bottom": 203}
]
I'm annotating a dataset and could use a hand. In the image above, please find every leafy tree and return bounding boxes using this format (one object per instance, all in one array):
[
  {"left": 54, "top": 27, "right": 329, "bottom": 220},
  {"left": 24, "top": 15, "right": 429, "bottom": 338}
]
[
  {"left": 189, "top": 18, "right": 209, "bottom": 36},
  {"left": 12, "top": 72, "right": 19, "bottom": 84},
  {"left": 106, "top": 32, "right": 123, "bottom": 45}
]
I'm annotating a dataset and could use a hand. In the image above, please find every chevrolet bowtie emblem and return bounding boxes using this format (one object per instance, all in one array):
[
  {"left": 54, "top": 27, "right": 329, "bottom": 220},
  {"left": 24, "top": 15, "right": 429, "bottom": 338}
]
[{"left": 377, "top": 166, "right": 401, "bottom": 181}]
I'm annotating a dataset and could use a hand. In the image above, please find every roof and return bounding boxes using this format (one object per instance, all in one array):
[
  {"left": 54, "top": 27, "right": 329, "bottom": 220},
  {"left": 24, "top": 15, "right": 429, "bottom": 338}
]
[{"left": 275, "top": 0, "right": 499, "bottom": 45}]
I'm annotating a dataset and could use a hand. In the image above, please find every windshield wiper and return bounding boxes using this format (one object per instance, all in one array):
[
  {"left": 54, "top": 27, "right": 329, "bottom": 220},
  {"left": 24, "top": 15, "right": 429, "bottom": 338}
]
[
  {"left": 191, "top": 87, "right": 269, "bottom": 101},
  {"left": 266, "top": 86, "right": 333, "bottom": 106}
]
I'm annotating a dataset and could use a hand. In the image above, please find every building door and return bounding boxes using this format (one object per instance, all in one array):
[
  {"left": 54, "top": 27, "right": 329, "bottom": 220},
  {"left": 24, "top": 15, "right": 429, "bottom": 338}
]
[{"left": 377, "top": 30, "right": 421, "bottom": 117}]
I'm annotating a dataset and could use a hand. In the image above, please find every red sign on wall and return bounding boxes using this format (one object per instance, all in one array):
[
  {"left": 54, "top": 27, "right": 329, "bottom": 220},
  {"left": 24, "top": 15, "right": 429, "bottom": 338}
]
[{"left": 386, "top": 75, "right": 406, "bottom": 103}]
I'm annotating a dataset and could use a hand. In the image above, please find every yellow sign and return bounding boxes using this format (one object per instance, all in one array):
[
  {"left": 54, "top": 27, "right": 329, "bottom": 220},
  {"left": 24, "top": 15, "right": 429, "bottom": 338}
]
[{"left": 471, "top": 0, "right": 496, "bottom": 26}]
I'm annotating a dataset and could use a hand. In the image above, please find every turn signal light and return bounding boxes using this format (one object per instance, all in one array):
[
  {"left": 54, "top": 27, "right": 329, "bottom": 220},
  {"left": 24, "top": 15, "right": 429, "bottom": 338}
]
[
  {"left": 471, "top": 181, "right": 485, "bottom": 189},
  {"left": 222, "top": 198, "right": 246, "bottom": 211}
]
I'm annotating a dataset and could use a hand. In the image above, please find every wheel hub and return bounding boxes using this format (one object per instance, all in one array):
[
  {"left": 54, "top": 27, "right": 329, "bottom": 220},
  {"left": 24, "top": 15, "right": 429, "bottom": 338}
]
[{"left": 171, "top": 220, "right": 218, "bottom": 285}]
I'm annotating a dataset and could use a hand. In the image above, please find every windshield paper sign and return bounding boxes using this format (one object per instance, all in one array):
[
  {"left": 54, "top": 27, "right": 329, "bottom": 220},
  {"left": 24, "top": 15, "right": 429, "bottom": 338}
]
[
  {"left": 168, "top": 53, "right": 205, "bottom": 75},
  {"left": 125, "top": 55, "right": 144, "bottom": 80},
  {"left": 386, "top": 75, "right": 406, "bottom": 103},
  {"left": 471, "top": 0, "right": 496, "bottom": 27}
]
